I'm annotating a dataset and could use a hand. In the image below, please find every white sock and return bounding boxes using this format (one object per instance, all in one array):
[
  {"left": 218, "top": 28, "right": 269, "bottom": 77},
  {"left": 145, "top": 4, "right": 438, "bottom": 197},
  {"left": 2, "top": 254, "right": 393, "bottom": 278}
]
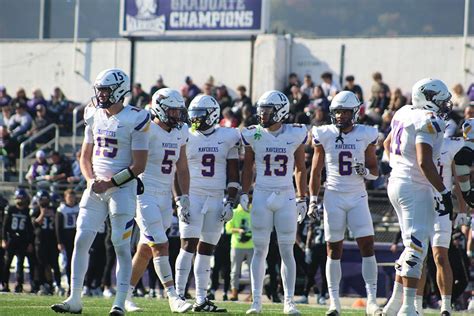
[
  {"left": 250, "top": 241, "right": 269, "bottom": 301},
  {"left": 384, "top": 280, "right": 403, "bottom": 312},
  {"left": 441, "top": 295, "right": 451, "bottom": 312},
  {"left": 67, "top": 230, "right": 96, "bottom": 303},
  {"left": 415, "top": 295, "right": 424, "bottom": 315},
  {"left": 279, "top": 243, "right": 296, "bottom": 301},
  {"left": 402, "top": 287, "right": 416, "bottom": 309},
  {"left": 326, "top": 257, "right": 341, "bottom": 311},
  {"left": 194, "top": 254, "right": 212, "bottom": 305},
  {"left": 362, "top": 255, "right": 378, "bottom": 304},
  {"left": 175, "top": 249, "right": 193, "bottom": 296},
  {"left": 153, "top": 256, "right": 177, "bottom": 298},
  {"left": 113, "top": 243, "right": 132, "bottom": 310}
]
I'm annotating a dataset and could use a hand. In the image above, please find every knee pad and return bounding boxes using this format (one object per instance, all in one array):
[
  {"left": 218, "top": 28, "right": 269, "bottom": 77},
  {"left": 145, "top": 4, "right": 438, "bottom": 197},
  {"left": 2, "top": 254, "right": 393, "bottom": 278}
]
[
  {"left": 399, "top": 246, "right": 424, "bottom": 279},
  {"left": 110, "top": 215, "right": 134, "bottom": 247}
]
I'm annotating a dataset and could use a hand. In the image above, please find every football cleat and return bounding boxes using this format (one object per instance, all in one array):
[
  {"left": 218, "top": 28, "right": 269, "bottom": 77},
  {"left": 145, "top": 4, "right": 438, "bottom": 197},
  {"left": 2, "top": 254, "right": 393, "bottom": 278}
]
[
  {"left": 283, "top": 299, "right": 301, "bottom": 315},
  {"left": 109, "top": 305, "right": 125, "bottom": 316},
  {"left": 51, "top": 301, "right": 83, "bottom": 314},
  {"left": 367, "top": 302, "right": 383, "bottom": 316},
  {"left": 169, "top": 295, "right": 193, "bottom": 313},
  {"left": 246, "top": 300, "right": 262, "bottom": 314},
  {"left": 125, "top": 299, "right": 142, "bottom": 312},
  {"left": 192, "top": 299, "right": 227, "bottom": 312}
]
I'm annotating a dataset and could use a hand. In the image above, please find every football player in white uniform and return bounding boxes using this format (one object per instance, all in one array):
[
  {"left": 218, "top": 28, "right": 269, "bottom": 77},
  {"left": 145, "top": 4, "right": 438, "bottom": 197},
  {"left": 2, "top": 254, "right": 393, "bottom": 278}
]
[
  {"left": 124, "top": 88, "right": 192, "bottom": 313},
  {"left": 382, "top": 78, "right": 453, "bottom": 316},
  {"left": 455, "top": 118, "right": 474, "bottom": 209},
  {"left": 174, "top": 95, "right": 240, "bottom": 313},
  {"left": 412, "top": 135, "right": 466, "bottom": 316},
  {"left": 308, "top": 91, "right": 380, "bottom": 316},
  {"left": 240, "top": 90, "right": 308, "bottom": 315},
  {"left": 52, "top": 69, "right": 150, "bottom": 315}
]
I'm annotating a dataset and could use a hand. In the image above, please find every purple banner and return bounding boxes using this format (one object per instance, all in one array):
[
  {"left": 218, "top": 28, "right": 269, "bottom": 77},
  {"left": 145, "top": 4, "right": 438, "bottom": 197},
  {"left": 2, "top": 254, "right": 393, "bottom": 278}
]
[{"left": 121, "top": 0, "right": 265, "bottom": 37}]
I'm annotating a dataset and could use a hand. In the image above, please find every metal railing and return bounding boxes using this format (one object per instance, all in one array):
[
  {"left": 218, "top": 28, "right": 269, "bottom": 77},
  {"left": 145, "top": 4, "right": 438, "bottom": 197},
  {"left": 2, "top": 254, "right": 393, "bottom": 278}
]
[
  {"left": 72, "top": 103, "right": 87, "bottom": 152},
  {"left": 19, "top": 124, "right": 59, "bottom": 184}
]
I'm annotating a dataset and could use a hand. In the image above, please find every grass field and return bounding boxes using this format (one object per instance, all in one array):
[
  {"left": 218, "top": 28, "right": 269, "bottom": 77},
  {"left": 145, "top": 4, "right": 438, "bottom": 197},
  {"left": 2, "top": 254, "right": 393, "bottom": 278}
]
[{"left": 0, "top": 293, "right": 459, "bottom": 316}]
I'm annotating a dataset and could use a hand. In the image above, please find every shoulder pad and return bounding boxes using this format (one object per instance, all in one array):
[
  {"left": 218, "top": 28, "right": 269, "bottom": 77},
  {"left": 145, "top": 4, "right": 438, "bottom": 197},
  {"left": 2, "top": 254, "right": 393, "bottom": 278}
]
[
  {"left": 133, "top": 110, "right": 151, "bottom": 132},
  {"left": 414, "top": 112, "right": 444, "bottom": 134}
]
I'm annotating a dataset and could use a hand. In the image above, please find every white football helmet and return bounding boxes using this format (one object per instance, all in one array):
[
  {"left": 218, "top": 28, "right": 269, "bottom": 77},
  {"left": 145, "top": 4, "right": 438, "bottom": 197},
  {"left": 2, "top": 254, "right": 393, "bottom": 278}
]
[
  {"left": 151, "top": 88, "right": 186, "bottom": 129},
  {"left": 94, "top": 68, "right": 130, "bottom": 108},
  {"left": 188, "top": 94, "right": 220, "bottom": 131},
  {"left": 256, "top": 90, "right": 289, "bottom": 128},
  {"left": 329, "top": 90, "right": 361, "bottom": 128},
  {"left": 411, "top": 78, "right": 452, "bottom": 115}
]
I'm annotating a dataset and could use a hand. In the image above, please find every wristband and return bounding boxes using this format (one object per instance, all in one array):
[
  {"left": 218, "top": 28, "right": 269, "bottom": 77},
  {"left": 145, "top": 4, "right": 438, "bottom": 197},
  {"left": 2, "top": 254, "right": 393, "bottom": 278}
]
[
  {"left": 227, "top": 182, "right": 240, "bottom": 190},
  {"left": 364, "top": 171, "right": 378, "bottom": 180},
  {"left": 440, "top": 188, "right": 449, "bottom": 195},
  {"left": 111, "top": 168, "right": 135, "bottom": 186}
]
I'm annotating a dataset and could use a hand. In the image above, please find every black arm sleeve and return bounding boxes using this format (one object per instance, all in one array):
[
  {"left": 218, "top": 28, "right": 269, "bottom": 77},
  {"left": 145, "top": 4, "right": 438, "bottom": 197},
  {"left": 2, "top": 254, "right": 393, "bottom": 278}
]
[
  {"left": 55, "top": 212, "right": 65, "bottom": 245},
  {"left": 392, "top": 230, "right": 402, "bottom": 245},
  {"left": 2, "top": 210, "right": 11, "bottom": 241}
]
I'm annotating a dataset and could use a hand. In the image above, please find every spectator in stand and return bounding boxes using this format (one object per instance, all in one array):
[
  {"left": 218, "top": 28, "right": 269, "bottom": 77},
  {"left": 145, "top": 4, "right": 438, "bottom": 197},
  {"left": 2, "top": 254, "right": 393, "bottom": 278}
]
[
  {"left": 357, "top": 105, "right": 376, "bottom": 126},
  {"left": 240, "top": 104, "right": 257, "bottom": 128},
  {"left": 308, "top": 106, "right": 330, "bottom": 127},
  {"left": 67, "top": 151, "right": 85, "bottom": 191},
  {"left": 388, "top": 88, "right": 407, "bottom": 112},
  {"left": 368, "top": 88, "right": 390, "bottom": 123},
  {"left": 1, "top": 104, "right": 13, "bottom": 127},
  {"left": 46, "top": 151, "right": 72, "bottom": 192},
  {"left": 216, "top": 85, "right": 232, "bottom": 111},
  {"left": 1, "top": 188, "right": 34, "bottom": 293},
  {"left": 467, "top": 83, "right": 474, "bottom": 101},
  {"left": 130, "top": 83, "right": 150, "bottom": 108},
  {"left": 48, "top": 87, "right": 69, "bottom": 126},
  {"left": 204, "top": 76, "right": 217, "bottom": 97},
  {"left": 220, "top": 107, "right": 239, "bottom": 128},
  {"left": 26, "top": 89, "right": 47, "bottom": 117},
  {"left": 284, "top": 73, "right": 300, "bottom": 97},
  {"left": 11, "top": 88, "right": 29, "bottom": 108},
  {"left": 0, "top": 86, "right": 12, "bottom": 108},
  {"left": 25, "top": 150, "right": 50, "bottom": 185},
  {"left": 306, "top": 86, "right": 330, "bottom": 113},
  {"left": 231, "top": 85, "right": 252, "bottom": 119},
  {"left": 0, "top": 125, "right": 20, "bottom": 173},
  {"left": 8, "top": 101, "right": 32, "bottom": 143},
  {"left": 55, "top": 189, "right": 79, "bottom": 293},
  {"left": 181, "top": 76, "right": 201, "bottom": 106},
  {"left": 300, "top": 74, "right": 315, "bottom": 97},
  {"left": 149, "top": 76, "right": 167, "bottom": 96},
  {"left": 451, "top": 83, "right": 470, "bottom": 114},
  {"left": 343, "top": 75, "right": 364, "bottom": 103},
  {"left": 26, "top": 104, "right": 51, "bottom": 141},
  {"left": 288, "top": 85, "right": 309, "bottom": 122},
  {"left": 203, "top": 82, "right": 213, "bottom": 96},
  {"left": 320, "top": 72, "right": 340, "bottom": 100},
  {"left": 380, "top": 109, "right": 394, "bottom": 135},
  {"left": 370, "top": 72, "right": 391, "bottom": 100},
  {"left": 464, "top": 104, "right": 474, "bottom": 121}
]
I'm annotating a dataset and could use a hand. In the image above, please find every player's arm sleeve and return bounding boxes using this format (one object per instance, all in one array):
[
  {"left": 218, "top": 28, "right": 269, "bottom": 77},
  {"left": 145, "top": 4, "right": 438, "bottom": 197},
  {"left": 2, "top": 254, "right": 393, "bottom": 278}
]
[
  {"left": 131, "top": 112, "right": 151, "bottom": 150},
  {"left": 2, "top": 210, "right": 10, "bottom": 241},
  {"left": 367, "top": 127, "right": 379, "bottom": 147},
  {"left": 311, "top": 126, "right": 322, "bottom": 146},
  {"left": 227, "top": 129, "right": 241, "bottom": 159},
  {"left": 84, "top": 124, "right": 94, "bottom": 144},
  {"left": 240, "top": 127, "right": 254, "bottom": 147},
  {"left": 414, "top": 118, "right": 440, "bottom": 146},
  {"left": 296, "top": 125, "right": 309, "bottom": 145}
]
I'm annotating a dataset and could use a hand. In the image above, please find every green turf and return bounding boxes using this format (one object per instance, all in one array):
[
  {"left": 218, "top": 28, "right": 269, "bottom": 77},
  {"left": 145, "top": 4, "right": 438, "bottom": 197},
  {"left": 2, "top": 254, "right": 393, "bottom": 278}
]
[{"left": 0, "top": 293, "right": 459, "bottom": 315}]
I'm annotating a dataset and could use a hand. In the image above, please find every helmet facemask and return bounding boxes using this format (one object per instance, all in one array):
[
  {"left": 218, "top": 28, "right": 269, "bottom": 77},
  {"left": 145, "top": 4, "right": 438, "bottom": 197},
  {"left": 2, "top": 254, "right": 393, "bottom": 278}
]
[
  {"left": 257, "top": 105, "right": 277, "bottom": 128},
  {"left": 94, "top": 83, "right": 125, "bottom": 109},
  {"left": 189, "top": 107, "right": 217, "bottom": 131},
  {"left": 153, "top": 102, "right": 187, "bottom": 130}
]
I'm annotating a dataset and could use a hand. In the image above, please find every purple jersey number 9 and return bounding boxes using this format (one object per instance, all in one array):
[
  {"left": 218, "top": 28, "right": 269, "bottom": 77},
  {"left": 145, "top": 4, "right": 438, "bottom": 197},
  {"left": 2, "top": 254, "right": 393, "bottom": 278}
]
[
  {"left": 338, "top": 151, "right": 352, "bottom": 175},
  {"left": 95, "top": 137, "right": 118, "bottom": 158},
  {"left": 201, "top": 154, "right": 215, "bottom": 177}
]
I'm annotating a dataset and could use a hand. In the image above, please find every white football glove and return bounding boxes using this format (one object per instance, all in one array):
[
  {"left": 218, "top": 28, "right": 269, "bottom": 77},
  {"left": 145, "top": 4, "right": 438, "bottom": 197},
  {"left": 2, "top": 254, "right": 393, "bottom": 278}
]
[
  {"left": 307, "top": 195, "right": 321, "bottom": 224},
  {"left": 454, "top": 213, "right": 470, "bottom": 228},
  {"left": 176, "top": 195, "right": 190, "bottom": 224},
  {"left": 296, "top": 197, "right": 308, "bottom": 224},
  {"left": 221, "top": 198, "right": 235, "bottom": 222},
  {"left": 353, "top": 158, "right": 369, "bottom": 177},
  {"left": 240, "top": 193, "right": 249, "bottom": 211}
]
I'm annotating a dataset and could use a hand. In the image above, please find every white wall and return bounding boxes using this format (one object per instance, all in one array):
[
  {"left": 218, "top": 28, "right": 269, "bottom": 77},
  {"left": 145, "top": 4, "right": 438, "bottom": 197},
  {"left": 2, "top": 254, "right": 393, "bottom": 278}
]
[
  {"left": 290, "top": 36, "right": 474, "bottom": 101},
  {"left": 0, "top": 35, "right": 472, "bottom": 104}
]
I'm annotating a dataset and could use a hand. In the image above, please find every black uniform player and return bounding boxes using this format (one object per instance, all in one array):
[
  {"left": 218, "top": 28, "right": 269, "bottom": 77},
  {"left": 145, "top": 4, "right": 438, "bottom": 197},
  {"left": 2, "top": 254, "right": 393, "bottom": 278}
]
[
  {"left": 55, "top": 189, "right": 79, "bottom": 293},
  {"left": 32, "top": 190, "right": 61, "bottom": 295},
  {"left": 2, "top": 188, "right": 34, "bottom": 293},
  {"left": 0, "top": 193, "right": 9, "bottom": 291}
]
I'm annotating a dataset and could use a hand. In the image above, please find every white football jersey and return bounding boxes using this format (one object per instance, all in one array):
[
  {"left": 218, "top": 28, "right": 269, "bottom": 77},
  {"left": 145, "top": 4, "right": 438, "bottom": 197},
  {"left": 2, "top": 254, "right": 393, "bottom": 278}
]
[
  {"left": 84, "top": 104, "right": 150, "bottom": 180},
  {"left": 241, "top": 124, "right": 308, "bottom": 190},
  {"left": 139, "top": 122, "right": 188, "bottom": 191},
  {"left": 187, "top": 126, "right": 240, "bottom": 195},
  {"left": 312, "top": 124, "right": 378, "bottom": 193},
  {"left": 389, "top": 105, "right": 445, "bottom": 186},
  {"left": 57, "top": 203, "right": 79, "bottom": 229},
  {"left": 438, "top": 137, "right": 464, "bottom": 190}
]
